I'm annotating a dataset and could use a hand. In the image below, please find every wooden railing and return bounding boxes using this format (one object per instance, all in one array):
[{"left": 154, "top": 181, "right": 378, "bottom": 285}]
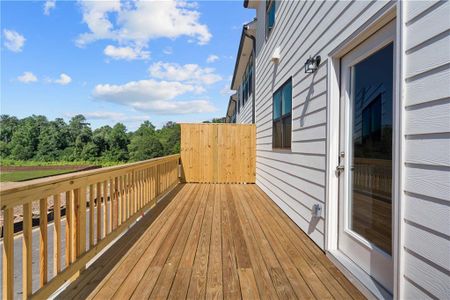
[
  {"left": 0, "top": 154, "right": 180, "bottom": 299},
  {"left": 353, "top": 158, "right": 392, "bottom": 199}
]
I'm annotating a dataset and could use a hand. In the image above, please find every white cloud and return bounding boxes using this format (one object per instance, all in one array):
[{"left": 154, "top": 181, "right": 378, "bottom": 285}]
[
  {"left": 17, "top": 72, "right": 38, "bottom": 83},
  {"left": 104, "top": 45, "right": 150, "bottom": 60},
  {"left": 51, "top": 73, "right": 72, "bottom": 85},
  {"left": 149, "top": 61, "right": 222, "bottom": 85},
  {"left": 220, "top": 84, "right": 234, "bottom": 96},
  {"left": 206, "top": 54, "right": 219, "bottom": 63},
  {"left": 3, "top": 29, "right": 25, "bottom": 52},
  {"left": 44, "top": 0, "right": 56, "bottom": 15},
  {"left": 76, "top": 112, "right": 151, "bottom": 122},
  {"left": 76, "top": 0, "right": 211, "bottom": 48},
  {"left": 163, "top": 47, "right": 173, "bottom": 55},
  {"left": 92, "top": 79, "right": 216, "bottom": 114}
]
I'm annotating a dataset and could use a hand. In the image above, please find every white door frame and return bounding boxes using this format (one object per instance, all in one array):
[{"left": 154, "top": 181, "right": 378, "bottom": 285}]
[{"left": 325, "top": 3, "right": 404, "bottom": 299}]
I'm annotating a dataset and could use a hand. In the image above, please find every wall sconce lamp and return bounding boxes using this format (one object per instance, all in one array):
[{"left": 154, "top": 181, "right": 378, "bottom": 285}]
[
  {"left": 271, "top": 46, "right": 281, "bottom": 64},
  {"left": 304, "top": 55, "right": 321, "bottom": 73}
]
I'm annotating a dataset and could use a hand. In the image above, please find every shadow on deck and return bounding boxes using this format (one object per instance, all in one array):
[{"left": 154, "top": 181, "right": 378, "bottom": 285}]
[{"left": 58, "top": 183, "right": 365, "bottom": 299}]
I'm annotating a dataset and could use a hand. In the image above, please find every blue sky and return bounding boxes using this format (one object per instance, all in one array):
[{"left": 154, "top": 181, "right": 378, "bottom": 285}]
[{"left": 1, "top": 0, "right": 253, "bottom": 130}]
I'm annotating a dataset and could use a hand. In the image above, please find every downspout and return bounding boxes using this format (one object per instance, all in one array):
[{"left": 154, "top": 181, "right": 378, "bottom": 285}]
[{"left": 245, "top": 32, "right": 256, "bottom": 124}]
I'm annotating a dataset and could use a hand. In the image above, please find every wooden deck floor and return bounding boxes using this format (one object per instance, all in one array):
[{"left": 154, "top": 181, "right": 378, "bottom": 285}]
[{"left": 59, "top": 183, "right": 365, "bottom": 299}]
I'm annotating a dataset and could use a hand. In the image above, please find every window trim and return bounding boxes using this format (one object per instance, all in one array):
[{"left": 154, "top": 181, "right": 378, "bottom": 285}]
[{"left": 272, "top": 78, "right": 292, "bottom": 149}]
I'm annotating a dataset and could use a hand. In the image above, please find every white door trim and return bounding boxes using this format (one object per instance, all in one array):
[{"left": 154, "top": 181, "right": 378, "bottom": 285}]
[
  {"left": 339, "top": 21, "right": 395, "bottom": 292},
  {"left": 325, "top": 3, "right": 404, "bottom": 299}
]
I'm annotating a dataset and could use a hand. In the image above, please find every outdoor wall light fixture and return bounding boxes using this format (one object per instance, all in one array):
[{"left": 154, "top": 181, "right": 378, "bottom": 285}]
[{"left": 304, "top": 55, "right": 321, "bottom": 73}]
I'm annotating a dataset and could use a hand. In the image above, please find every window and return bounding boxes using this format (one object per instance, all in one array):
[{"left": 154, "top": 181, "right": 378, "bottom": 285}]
[
  {"left": 237, "top": 86, "right": 241, "bottom": 114},
  {"left": 241, "top": 54, "right": 254, "bottom": 106},
  {"left": 266, "top": 0, "right": 276, "bottom": 38},
  {"left": 273, "top": 79, "right": 292, "bottom": 149}
]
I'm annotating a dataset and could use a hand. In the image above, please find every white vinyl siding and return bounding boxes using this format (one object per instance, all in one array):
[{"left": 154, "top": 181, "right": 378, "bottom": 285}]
[
  {"left": 402, "top": 1, "right": 450, "bottom": 298},
  {"left": 253, "top": 0, "right": 394, "bottom": 248}
]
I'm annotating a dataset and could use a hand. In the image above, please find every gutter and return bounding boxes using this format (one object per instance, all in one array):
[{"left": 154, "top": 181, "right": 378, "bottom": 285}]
[{"left": 230, "top": 27, "right": 246, "bottom": 90}]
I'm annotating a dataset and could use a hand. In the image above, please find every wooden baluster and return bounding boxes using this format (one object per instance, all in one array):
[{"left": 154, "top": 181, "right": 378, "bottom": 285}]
[
  {"left": 131, "top": 171, "right": 138, "bottom": 214},
  {"left": 121, "top": 174, "right": 126, "bottom": 222},
  {"left": 65, "top": 190, "right": 73, "bottom": 266},
  {"left": 89, "top": 184, "right": 95, "bottom": 247},
  {"left": 103, "top": 180, "right": 108, "bottom": 235},
  {"left": 108, "top": 177, "right": 115, "bottom": 232},
  {"left": 153, "top": 167, "right": 156, "bottom": 202},
  {"left": 156, "top": 165, "right": 160, "bottom": 197},
  {"left": 150, "top": 168, "right": 153, "bottom": 204},
  {"left": 75, "top": 187, "right": 86, "bottom": 256},
  {"left": 142, "top": 170, "right": 144, "bottom": 206},
  {"left": 117, "top": 176, "right": 122, "bottom": 226},
  {"left": 125, "top": 174, "right": 129, "bottom": 220},
  {"left": 53, "top": 194, "right": 61, "bottom": 275},
  {"left": 138, "top": 170, "right": 141, "bottom": 209},
  {"left": 105, "top": 178, "right": 113, "bottom": 233},
  {"left": 134, "top": 171, "right": 138, "bottom": 212},
  {"left": 145, "top": 169, "right": 148, "bottom": 205},
  {"left": 96, "top": 182, "right": 102, "bottom": 241},
  {"left": 40, "top": 197, "right": 48, "bottom": 286},
  {"left": 113, "top": 177, "right": 118, "bottom": 229},
  {"left": 71, "top": 192, "right": 77, "bottom": 263},
  {"left": 129, "top": 173, "right": 132, "bottom": 215},
  {"left": 23, "top": 202, "right": 32, "bottom": 299},
  {"left": 2, "top": 207, "right": 14, "bottom": 300}
]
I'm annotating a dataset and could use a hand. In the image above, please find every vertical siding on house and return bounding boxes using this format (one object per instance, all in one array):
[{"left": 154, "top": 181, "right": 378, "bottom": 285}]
[
  {"left": 252, "top": 0, "right": 393, "bottom": 248},
  {"left": 402, "top": 1, "right": 450, "bottom": 298}
]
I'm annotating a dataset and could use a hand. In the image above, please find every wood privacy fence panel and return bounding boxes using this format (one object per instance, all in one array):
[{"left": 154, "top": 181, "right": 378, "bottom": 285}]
[{"left": 180, "top": 123, "right": 256, "bottom": 183}]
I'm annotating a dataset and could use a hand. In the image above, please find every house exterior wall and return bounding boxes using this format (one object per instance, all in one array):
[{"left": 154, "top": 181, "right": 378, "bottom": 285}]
[
  {"left": 253, "top": 0, "right": 395, "bottom": 248},
  {"left": 237, "top": 87, "right": 253, "bottom": 123},
  {"left": 401, "top": 1, "right": 450, "bottom": 298},
  {"left": 233, "top": 0, "right": 450, "bottom": 298}
]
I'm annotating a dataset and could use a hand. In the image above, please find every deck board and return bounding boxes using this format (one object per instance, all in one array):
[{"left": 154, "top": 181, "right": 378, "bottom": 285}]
[{"left": 59, "top": 183, "right": 365, "bottom": 300}]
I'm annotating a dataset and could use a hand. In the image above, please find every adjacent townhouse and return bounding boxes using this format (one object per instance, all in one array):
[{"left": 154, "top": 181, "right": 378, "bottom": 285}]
[{"left": 227, "top": 1, "right": 450, "bottom": 299}]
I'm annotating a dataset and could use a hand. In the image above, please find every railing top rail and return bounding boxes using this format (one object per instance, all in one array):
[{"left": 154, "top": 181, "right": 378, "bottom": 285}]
[{"left": 0, "top": 154, "right": 180, "bottom": 209}]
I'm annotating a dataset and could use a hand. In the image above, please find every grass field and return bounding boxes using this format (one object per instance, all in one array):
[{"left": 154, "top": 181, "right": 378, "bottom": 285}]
[{"left": 0, "top": 169, "right": 76, "bottom": 182}]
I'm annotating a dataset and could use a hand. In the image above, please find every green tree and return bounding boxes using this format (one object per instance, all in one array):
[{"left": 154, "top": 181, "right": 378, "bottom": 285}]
[
  {"left": 37, "top": 122, "right": 60, "bottom": 161},
  {"left": 128, "top": 121, "right": 163, "bottom": 161},
  {"left": 0, "top": 115, "right": 19, "bottom": 143},
  {"left": 68, "top": 115, "right": 89, "bottom": 146},
  {"left": 157, "top": 121, "right": 180, "bottom": 155},
  {"left": 93, "top": 125, "right": 112, "bottom": 156},
  {"left": 9, "top": 116, "right": 47, "bottom": 160},
  {"left": 0, "top": 114, "right": 19, "bottom": 157},
  {"left": 203, "top": 117, "right": 226, "bottom": 124},
  {"left": 104, "top": 123, "right": 129, "bottom": 161}
]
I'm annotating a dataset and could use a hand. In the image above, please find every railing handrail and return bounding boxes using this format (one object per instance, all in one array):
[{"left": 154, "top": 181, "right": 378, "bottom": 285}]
[{"left": 0, "top": 154, "right": 180, "bottom": 210}]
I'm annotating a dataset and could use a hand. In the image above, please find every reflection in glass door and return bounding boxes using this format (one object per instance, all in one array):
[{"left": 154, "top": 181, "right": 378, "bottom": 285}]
[
  {"left": 338, "top": 20, "right": 395, "bottom": 293},
  {"left": 350, "top": 43, "right": 393, "bottom": 255}
]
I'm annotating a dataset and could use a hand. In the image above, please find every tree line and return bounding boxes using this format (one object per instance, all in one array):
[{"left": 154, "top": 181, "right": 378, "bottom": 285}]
[{"left": 0, "top": 114, "right": 182, "bottom": 164}]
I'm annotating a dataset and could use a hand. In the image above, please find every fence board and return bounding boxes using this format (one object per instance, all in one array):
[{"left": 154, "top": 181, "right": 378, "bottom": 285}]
[{"left": 180, "top": 124, "right": 255, "bottom": 183}]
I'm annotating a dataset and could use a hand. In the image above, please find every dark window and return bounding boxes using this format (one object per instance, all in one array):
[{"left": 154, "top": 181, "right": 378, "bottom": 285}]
[
  {"left": 273, "top": 79, "right": 292, "bottom": 149},
  {"left": 241, "top": 54, "right": 254, "bottom": 106},
  {"left": 266, "top": 0, "right": 276, "bottom": 38},
  {"left": 237, "top": 86, "right": 241, "bottom": 114}
]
